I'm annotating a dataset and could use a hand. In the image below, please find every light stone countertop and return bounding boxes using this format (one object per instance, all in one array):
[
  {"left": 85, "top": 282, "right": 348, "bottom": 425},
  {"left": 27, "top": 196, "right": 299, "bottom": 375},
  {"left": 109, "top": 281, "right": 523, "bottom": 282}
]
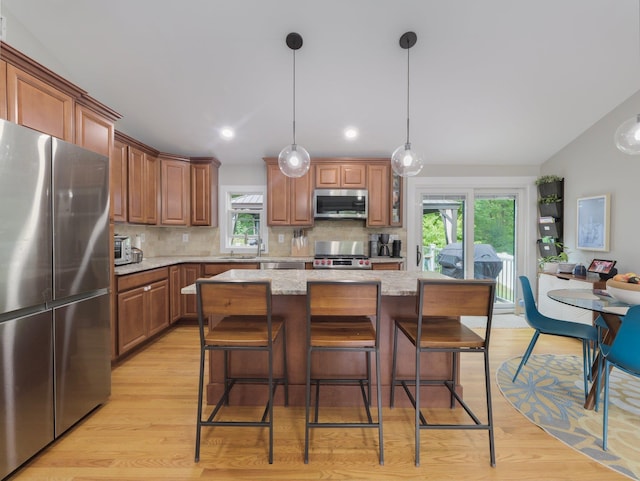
[
  {"left": 180, "top": 269, "right": 444, "bottom": 297},
  {"left": 114, "top": 255, "right": 405, "bottom": 276}
]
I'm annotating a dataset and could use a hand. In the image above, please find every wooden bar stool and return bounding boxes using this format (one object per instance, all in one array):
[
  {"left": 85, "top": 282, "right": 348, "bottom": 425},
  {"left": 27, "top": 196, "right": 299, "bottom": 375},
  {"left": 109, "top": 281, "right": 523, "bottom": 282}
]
[
  {"left": 304, "top": 280, "right": 383, "bottom": 465},
  {"left": 194, "top": 279, "right": 288, "bottom": 464},
  {"left": 390, "top": 278, "right": 496, "bottom": 467}
]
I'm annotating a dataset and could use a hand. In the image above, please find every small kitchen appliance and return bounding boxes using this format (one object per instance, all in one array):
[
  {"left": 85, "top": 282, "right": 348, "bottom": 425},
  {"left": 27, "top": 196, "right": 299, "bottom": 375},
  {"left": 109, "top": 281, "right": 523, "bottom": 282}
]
[
  {"left": 313, "top": 189, "right": 368, "bottom": 220},
  {"left": 378, "top": 234, "right": 390, "bottom": 257},
  {"left": 368, "top": 234, "right": 379, "bottom": 257},
  {"left": 114, "top": 235, "right": 132, "bottom": 265},
  {"left": 131, "top": 247, "right": 143, "bottom": 263},
  {"left": 392, "top": 239, "right": 402, "bottom": 258},
  {"left": 313, "top": 240, "right": 372, "bottom": 269}
]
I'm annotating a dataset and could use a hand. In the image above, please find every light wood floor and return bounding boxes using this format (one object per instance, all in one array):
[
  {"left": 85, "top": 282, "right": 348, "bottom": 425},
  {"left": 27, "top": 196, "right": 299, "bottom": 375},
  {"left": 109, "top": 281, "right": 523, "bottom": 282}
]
[{"left": 9, "top": 324, "right": 628, "bottom": 481}]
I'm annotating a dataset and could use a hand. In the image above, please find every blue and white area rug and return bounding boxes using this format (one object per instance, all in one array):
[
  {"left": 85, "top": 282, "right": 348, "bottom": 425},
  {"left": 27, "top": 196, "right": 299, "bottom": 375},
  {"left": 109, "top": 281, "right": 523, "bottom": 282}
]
[{"left": 497, "top": 354, "right": 640, "bottom": 480}]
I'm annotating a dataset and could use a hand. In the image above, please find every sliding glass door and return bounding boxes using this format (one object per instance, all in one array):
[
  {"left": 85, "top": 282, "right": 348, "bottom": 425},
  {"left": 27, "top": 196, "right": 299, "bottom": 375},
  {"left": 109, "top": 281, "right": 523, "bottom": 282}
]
[
  {"left": 474, "top": 193, "right": 517, "bottom": 308},
  {"left": 410, "top": 182, "right": 527, "bottom": 312}
]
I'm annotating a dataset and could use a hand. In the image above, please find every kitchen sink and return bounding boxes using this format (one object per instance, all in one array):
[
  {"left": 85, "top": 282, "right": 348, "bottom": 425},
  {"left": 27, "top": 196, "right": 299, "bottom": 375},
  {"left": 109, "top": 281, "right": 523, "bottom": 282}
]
[{"left": 217, "top": 255, "right": 257, "bottom": 260}]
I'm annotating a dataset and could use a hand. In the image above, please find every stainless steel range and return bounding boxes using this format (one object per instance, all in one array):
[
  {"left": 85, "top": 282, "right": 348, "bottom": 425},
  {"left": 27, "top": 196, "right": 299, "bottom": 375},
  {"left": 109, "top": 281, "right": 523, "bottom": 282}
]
[{"left": 313, "top": 240, "right": 372, "bottom": 269}]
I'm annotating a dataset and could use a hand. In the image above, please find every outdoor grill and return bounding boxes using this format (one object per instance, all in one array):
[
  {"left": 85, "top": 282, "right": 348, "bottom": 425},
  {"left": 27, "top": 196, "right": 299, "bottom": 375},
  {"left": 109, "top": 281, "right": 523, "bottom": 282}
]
[{"left": 437, "top": 243, "right": 503, "bottom": 280}]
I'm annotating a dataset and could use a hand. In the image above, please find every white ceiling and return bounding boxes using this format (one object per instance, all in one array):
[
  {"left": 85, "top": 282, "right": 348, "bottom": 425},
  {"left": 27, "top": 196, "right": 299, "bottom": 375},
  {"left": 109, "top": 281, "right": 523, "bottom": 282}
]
[{"left": 2, "top": 0, "right": 639, "bottom": 168}]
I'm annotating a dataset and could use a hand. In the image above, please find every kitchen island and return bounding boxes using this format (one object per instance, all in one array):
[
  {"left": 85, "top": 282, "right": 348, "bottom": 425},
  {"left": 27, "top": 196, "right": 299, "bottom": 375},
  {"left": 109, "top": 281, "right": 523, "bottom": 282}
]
[{"left": 182, "top": 269, "right": 464, "bottom": 408}]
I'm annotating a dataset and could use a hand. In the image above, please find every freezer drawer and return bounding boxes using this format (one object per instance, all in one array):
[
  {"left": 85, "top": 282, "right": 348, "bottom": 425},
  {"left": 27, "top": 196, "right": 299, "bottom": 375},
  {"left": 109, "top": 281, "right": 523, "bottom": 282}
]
[
  {"left": 54, "top": 293, "right": 111, "bottom": 437},
  {"left": 0, "top": 311, "right": 54, "bottom": 480}
]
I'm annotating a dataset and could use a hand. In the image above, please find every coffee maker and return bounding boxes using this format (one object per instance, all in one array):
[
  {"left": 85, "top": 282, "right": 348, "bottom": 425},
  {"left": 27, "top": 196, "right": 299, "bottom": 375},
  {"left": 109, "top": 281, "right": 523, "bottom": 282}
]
[{"left": 378, "top": 234, "right": 390, "bottom": 257}]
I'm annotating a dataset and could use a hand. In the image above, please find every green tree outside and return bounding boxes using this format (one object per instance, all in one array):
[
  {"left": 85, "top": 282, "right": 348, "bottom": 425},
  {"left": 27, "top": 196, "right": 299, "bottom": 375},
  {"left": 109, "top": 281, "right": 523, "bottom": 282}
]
[{"left": 421, "top": 199, "right": 514, "bottom": 255}]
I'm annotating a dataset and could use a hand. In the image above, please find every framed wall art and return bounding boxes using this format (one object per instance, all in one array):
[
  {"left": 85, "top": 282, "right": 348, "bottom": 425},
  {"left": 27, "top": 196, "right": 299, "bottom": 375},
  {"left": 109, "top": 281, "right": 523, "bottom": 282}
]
[{"left": 576, "top": 194, "right": 610, "bottom": 251}]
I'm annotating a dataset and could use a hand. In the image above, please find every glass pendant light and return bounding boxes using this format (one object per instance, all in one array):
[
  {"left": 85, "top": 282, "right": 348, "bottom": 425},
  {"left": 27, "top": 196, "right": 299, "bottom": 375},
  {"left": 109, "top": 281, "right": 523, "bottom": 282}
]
[
  {"left": 279, "top": 32, "right": 310, "bottom": 178},
  {"left": 615, "top": 115, "right": 640, "bottom": 155},
  {"left": 391, "top": 31, "right": 423, "bottom": 177},
  {"left": 614, "top": 2, "right": 640, "bottom": 154}
]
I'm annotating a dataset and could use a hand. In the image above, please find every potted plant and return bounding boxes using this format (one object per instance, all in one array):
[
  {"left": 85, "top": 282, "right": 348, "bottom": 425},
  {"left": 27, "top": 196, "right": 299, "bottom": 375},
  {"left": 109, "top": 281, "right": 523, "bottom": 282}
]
[
  {"left": 538, "top": 251, "right": 569, "bottom": 273},
  {"left": 538, "top": 252, "right": 569, "bottom": 273},
  {"left": 538, "top": 194, "right": 563, "bottom": 217},
  {"left": 537, "top": 240, "right": 569, "bottom": 272},
  {"left": 535, "top": 175, "right": 564, "bottom": 198}
]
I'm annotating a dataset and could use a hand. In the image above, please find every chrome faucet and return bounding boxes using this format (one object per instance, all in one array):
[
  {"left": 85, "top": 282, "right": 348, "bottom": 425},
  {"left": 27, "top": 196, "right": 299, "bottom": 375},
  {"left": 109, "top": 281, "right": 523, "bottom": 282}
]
[{"left": 256, "top": 236, "right": 262, "bottom": 257}]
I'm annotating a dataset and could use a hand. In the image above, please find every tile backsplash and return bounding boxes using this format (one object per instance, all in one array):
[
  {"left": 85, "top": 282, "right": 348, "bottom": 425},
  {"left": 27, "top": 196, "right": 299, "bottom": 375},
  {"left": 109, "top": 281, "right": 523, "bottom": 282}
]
[{"left": 114, "top": 220, "right": 406, "bottom": 258}]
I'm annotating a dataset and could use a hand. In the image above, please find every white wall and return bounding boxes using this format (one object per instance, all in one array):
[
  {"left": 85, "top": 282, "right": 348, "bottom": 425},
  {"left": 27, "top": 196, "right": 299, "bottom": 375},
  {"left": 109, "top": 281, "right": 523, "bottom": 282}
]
[
  {"left": 219, "top": 163, "right": 266, "bottom": 185},
  {"left": 542, "top": 90, "right": 640, "bottom": 274}
]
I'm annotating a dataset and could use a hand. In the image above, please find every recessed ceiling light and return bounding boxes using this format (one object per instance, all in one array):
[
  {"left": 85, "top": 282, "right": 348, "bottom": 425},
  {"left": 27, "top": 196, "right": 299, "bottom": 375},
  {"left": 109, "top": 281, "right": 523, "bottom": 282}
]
[
  {"left": 344, "top": 127, "right": 358, "bottom": 139},
  {"left": 220, "top": 127, "right": 235, "bottom": 139}
]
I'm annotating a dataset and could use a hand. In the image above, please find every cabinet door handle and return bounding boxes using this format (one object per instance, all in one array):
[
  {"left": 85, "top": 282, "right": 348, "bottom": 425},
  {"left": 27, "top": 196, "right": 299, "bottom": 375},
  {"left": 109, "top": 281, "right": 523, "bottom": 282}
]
[{"left": 144, "top": 285, "right": 151, "bottom": 292}]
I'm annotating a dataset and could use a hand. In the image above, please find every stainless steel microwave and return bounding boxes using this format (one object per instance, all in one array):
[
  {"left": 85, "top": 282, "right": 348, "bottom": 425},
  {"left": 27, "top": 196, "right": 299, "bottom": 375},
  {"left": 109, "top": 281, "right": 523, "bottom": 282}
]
[
  {"left": 114, "top": 235, "right": 132, "bottom": 265},
  {"left": 313, "top": 189, "right": 368, "bottom": 220}
]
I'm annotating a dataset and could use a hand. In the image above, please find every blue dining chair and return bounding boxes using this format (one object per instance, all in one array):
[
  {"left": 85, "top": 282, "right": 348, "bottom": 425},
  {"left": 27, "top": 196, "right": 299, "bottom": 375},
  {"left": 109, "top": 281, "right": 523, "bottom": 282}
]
[
  {"left": 514, "top": 276, "right": 598, "bottom": 399},
  {"left": 597, "top": 304, "right": 640, "bottom": 450}
]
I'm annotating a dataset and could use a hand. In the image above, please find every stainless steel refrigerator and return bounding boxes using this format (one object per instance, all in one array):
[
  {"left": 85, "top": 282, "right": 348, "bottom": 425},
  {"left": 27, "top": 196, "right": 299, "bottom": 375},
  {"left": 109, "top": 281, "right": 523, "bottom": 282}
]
[{"left": 0, "top": 119, "right": 111, "bottom": 479}]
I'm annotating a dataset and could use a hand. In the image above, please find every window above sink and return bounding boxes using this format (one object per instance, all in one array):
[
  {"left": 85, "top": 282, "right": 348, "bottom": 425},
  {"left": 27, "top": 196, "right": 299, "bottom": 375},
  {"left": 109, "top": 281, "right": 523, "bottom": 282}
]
[{"left": 219, "top": 185, "right": 267, "bottom": 256}]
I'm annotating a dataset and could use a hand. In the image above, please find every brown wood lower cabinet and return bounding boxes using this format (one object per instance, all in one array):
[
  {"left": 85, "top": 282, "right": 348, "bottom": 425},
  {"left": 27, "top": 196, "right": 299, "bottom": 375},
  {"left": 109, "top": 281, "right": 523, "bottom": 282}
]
[
  {"left": 177, "top": 262, "right": 259, "bottom": 323},
  {"left": 372, "top": 261, "right": 403, "bottom": 270},
  {"left": 169, "top": 265, "right": 181, "bottom": 323},
  {"left": 203, "top": 262, "right": 260, "bottom": 277},
  {"left": 117, "top": 268, "right": 169, "bottom": 356},
  {"left": 181, "top": 263, "right": 203, "bottom": 320},
  {"left": 117, "top": 262, "right": 261, "bottom": 357}
]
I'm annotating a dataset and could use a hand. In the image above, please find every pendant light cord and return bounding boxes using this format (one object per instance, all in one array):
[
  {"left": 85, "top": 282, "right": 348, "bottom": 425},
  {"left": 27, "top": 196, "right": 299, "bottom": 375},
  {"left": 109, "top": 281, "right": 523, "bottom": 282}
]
[
  {"left": 292, "top": 49, "right": 297, "bottom": 145},
  {"left": 406, "top": 41, "right": 411, "bottom": 145}
]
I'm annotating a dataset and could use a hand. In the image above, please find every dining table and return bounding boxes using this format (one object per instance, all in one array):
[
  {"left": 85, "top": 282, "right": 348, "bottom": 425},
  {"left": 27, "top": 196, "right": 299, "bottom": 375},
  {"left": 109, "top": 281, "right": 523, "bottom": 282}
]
[{"left": 547, "top": 288, "right": 632, "bottom": 410}]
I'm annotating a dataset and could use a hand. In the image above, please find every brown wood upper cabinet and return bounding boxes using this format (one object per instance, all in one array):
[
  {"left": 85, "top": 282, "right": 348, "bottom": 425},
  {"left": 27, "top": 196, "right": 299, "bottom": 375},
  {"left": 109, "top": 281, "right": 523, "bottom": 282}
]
[
  {"left": 128, "top": 147, "right": 159, "bottom": 225},
  {"left": 264, "top": 157, "right": 401, "bottom": 227},
  {"left": 315, "top": 162, "right": 366, "bottom": 188},
  {"left": 6, "top": 64, "right": 74, "bottom": 141},
  {"left": 264, "top": 158, "right": 314, "bottom": 226},
  {"left": 191, "top": 158, "right": 220, "bottom": 227},
  {"left": 0, "top": 42, "right": 120, "bottom": 147},
  {"left": 390, "top": 170, "right": 403, "bottom": 227},
  {"left": 112, "top": 139, "right": 128, "bottom": 222},
  {"left": 0, "top": 60, "right": 7, "bottom": 120},
  {"left": 114, "top": 133, "right": 220, "bottom": 227},
  {"left": 366, "top": 161, "right": 402, "bottom": 227},
  {"left": 160, "top": 155, "right": 190, "bottom": 226},
  {"left": 74, "top": 104, "right": 114, "bottom": 158},
  {"left": 367, "top": 162, "right": 390, "bottom": 227}
]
